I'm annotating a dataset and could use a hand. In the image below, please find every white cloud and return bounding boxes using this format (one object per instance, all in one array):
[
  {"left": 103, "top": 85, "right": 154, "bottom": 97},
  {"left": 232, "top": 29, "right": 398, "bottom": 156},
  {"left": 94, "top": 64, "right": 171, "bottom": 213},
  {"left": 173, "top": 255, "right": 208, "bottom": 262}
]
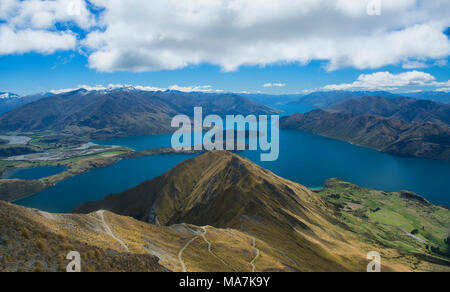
[
  {"left": 402, "top": 60, "right": 428, "bottom": 69},
  {"left": 1, "top": 0, "right": 94, "bottom": 30},
  {"left": 1, "top": 0, "right": 450, "bottom": 73},
  {"left": 323, "top": 71, "right": 446, "bottom": 90},
  {"left": 435, "top": 88, "right": 450, "bottom": 93},
  {"left": 0, "top": 25, "right": 76, "bottom": 55},
  {"left": 50, "top": 84, "right": 224, "bottom": 94},
  {"left": 84, "top": 0, "right": 450, "bottom": 72},
  {"left": 263, "top": 83, "right": 286, "bottom": 88},
  {"left": 403, "top": 90, "right": 423, "bottom": 93},
  {"left": 50, "top": 84, "right": 167, "bottom": 94},
  {"left": 0, "top": 0, "right": 93, "bottom": 55},
  {"left": 133, "top": 85, "right": 167, "bottom": 92},
  {"left": 51, "top": 84, "right": 115, "bottom": 94},
  {"left": 168, "top": 85, "right": 224, "bottom": 93},
  {"left": 431, "top": 80, "right": 450, "bottom": 87}
]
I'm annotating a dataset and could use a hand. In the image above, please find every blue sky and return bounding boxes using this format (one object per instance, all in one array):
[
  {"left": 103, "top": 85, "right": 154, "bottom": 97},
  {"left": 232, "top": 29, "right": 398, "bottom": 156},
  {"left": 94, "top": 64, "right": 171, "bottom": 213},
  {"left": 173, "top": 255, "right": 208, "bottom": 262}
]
[
  {"left": 0, "top": 0, "right": 449, "bottom": 96},
  {"left": 1, "top": 52, "right": 449, "bottom": 96}
]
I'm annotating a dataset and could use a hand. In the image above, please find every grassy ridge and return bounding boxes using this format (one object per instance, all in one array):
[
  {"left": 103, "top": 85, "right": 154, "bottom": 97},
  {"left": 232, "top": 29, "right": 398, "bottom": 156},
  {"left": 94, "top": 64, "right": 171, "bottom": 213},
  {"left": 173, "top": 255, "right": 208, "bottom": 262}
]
[
  {"left": 74, "top": 151, "right": 450, "bottom": 271},
  {"left": 0, "top": 201, "right": 291, "bottom": 272},
  {"left": 1, "top": 151, "right": 449, "bottom": 272},
  {"left": 319, "top": 179, "right": 450, "bottom": 270}
]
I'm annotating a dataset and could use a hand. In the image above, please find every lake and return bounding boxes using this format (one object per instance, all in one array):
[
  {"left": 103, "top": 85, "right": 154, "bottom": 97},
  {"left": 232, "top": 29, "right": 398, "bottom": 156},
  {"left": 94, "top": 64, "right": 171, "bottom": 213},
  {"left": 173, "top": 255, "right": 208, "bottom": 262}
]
[
  {"left": 3, "top": 165, "right": 66, "bottom": 180},
  {"left": 14, "top": 127, "right": 450, "bottom": 213},
  {"left": 269, "top": 103, "right": 317, "bottom": 117},
  {"left": 242, "top": 130, "right": 450, "bottom": 206},
  {"left": 15, "top": 154, "right": 198, "bottom": 213}
]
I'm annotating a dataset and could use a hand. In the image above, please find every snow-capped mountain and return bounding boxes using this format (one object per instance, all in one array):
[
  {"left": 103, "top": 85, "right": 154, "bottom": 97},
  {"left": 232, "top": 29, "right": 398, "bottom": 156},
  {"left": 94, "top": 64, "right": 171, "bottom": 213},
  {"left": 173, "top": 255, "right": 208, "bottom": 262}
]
[
  {"left": 0, "top": 92, "right": 51, "bottom": 115},
  {"left": 0, "top": 92, "right": 20, "bottom": 99}
]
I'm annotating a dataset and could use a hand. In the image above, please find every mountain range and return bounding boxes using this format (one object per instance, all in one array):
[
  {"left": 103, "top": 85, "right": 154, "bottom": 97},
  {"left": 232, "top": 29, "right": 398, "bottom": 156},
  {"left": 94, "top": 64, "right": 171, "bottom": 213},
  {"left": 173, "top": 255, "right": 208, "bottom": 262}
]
[
  {"left": 0, "top": 89, "right": 277, "bottom": 143},
  {"left": 329, "top": 96, "right": 450, "bottom": 127},
  {"left": 287, "top": 90, "right": 450, "bottom": 109},
  {"left": 288, "top": 91, "right": 400, "bottom": 109},
  {"left": 280, "top": 110, "right": 450, "bottom": 160},
  {"left": 404, "top": 91, "right": 450, "bottom": 104},
  {"left": 0, "top": 92, "right": 20, "bottom": 99},
  {"left": 0, "top": 93, "right": 50, "bottom": 115},
  {"left": 3, "top": 151, "right": 447, "bottom": 272},
  {"left": 242, "top": 93, "right": 303, "bottom": 105}
]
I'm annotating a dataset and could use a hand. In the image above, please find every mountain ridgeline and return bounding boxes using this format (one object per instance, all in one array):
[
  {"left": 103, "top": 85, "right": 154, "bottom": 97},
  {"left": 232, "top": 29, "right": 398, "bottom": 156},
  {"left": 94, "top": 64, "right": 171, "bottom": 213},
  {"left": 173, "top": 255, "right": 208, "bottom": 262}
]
[
  {"left": 0, "top": 93, "right": 19, "bottom": 99},
  {"left": 281, "top": 96, "right": 450, "bottom": 160},
  {"left": 405, "top": 91, "right": 450, "bottom": 104},
  {"left": 329, "top": 96, "right": 450, "bottom": 127},
  {"left": 242, "top": 93, "right": 303, "bottom": 105},
  {"left": 75, "top": 151, "right": 322, "bottom": 227},
  {"left": 280, "top": 110, "right": 450, "bottom": 160},
  {"left": 288, "top": 90, "right": 400, "bottom": 109},
  {"left": 288, "top": 90, "right": 450, "bottom": 109},
  {"left": 1, "top": 151, "right": 448, "bottom": 271},
  {"left": 0, "top": 92, "right": 50, "bottom": 115},
  {"left": 0, "top": 89, "right": 277, "bottom": 142},
  {"left": 73, "top": 151, "right": 450, "bottom": 272},
  {"left": 75, "top": 151, "right": 370, "bottom": 271}
]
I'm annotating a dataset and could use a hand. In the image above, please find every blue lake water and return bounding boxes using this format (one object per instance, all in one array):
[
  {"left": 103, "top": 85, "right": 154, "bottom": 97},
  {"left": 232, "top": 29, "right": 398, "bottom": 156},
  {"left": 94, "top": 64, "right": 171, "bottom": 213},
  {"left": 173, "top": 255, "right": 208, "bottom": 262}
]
[
  {"left": 95, "top": 134, "right": 174, "bottom": 151},
  {"left": 15, "top": 154, "right": 198, "bottom": 212},
  {"left": 270, "top": 103, "right": 317, "bottom": 117},
  {"left": 14, "top": 129, "right": 450, "bottom": 212},
  {"left": 13, "top": 112, "right": 450, "bottom": 212},
  {"left": 242, "top": 130, "right": 450, "bottom": 207},
  {"left": 3, "top": 165, "right": 66, "bottom": 180}
]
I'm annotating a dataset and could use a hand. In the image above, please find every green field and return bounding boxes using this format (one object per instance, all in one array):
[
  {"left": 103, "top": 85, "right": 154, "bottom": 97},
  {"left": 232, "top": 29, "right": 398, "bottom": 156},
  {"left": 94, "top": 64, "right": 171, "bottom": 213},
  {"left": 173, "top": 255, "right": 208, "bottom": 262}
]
[{"left": 319, "top": 179, "right": 450, "bottom": 260}]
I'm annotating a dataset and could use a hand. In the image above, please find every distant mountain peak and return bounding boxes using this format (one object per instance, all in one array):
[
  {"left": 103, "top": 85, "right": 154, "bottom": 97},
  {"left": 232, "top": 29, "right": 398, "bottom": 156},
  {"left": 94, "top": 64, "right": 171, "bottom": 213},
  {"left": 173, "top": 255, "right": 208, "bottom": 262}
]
[
  {"left": 50, "top": 85, "right": 166, "bottom": 95},
  {"left": 329, "top": 95, "right": 450, "bottom": 126},
  {"left": 0, "top": 89, "right": 276, "bottom": 142},
  {"left": 0, "top": 92, "right": 20, "bottom": 99},
  {"left": 290, "top": 90, "right": 400, "bottom": 109}
]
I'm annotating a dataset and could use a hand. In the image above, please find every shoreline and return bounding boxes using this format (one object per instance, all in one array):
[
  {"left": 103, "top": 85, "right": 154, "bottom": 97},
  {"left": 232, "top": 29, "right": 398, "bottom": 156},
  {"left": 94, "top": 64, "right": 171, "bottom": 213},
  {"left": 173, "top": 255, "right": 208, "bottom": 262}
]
[{"left": 1, "top": 147, "right": 204, "bottom": 203}]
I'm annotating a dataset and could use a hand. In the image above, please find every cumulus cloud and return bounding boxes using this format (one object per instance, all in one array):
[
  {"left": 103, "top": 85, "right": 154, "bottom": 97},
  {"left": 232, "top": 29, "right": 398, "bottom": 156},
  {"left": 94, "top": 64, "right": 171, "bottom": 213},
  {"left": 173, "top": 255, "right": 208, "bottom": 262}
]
[
  {"left": 431, "top": 80, "right": 450, "bottom": 87},
  {"left": 323, "top": 71, "right": 450, "bottom": 90},
  {"left": 263, "top": 83, "right": 286, "bottom": 88},
  {"left": 84, "top": 0, "right": 450, "bottom": 72},
  {"left": 1, "top": 0, "right": 94, "bottom": 29},
  {"left": 0, "top": 25, "right": 76, "bottom": 55},
  {"left": 435, "top": 88, "right": 450, "bottom": 93},
  {"left": 402, "top": 61, "right": 428, "bottom": 69},
  {"left": 0, "top": 0, "right": 93, "bottom": 55},
  {"left": 1, "top": 0, "right": 450, "bottom": 73}
]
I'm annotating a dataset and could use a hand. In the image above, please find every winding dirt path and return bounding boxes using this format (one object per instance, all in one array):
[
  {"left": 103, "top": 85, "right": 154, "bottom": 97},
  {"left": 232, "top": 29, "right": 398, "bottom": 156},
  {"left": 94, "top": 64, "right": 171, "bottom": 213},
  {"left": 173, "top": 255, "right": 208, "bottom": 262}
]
[
  {"left": 200, "top": 227, "right": 238, "bottom": 272},
  {"left": 240, "top": 217, "right": 260, "bottom": 272},
  {"left": 273, "top": 247, "right": 298, "bottom": 267},
  {"left": 250, "top": 237, "right": 260, "bottom": 272},
  {"left": 178, "top": 235, "right": 199, "bottom": 272},
  {"left": 97, "top": 210, "right": 129, "bottom": 252}
]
